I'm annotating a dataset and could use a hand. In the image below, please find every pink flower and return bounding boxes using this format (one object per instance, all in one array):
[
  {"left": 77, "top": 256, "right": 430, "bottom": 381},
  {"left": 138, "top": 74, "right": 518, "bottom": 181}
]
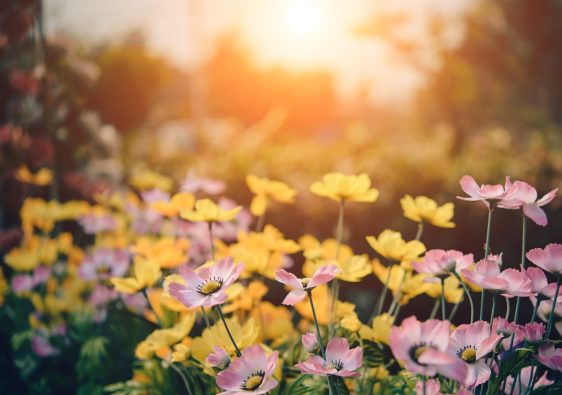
[
  {"left": 79, "top": 248, "right": 130, "bottom": 281},
  {"left": 169, "top": 257, "right": 243, "bottom": 308},
  {"left": 412, "top": 249, "right": 473, "bottom": 281},
  {"left": 457, "top": 175, "right": 514, "bottom": 207},
  {"left": 537, "top": 344, "right": 562, "bottom": 372},
  {"left": 78, "top": 213, "right": 117, "bottom": 234},
  {"left": 491, "top": 317, "right": 520, "bottom": 338},
  {"left": 216, "top": 344, "right": 278, "bottom": 395},
  {"left": 503, "top": 366, "right": 552, "bottom": 395},
  {"left": 414, "top": 379, "right": 443, "bottom": 395},
  {"left": 498, "top": 181, "right": 557, "bottom": 226},
  {"left": 275, "top": 265, "right": 338, "bottom": 305},
  {"left": 389, "top": 316, "right": 467, "bottom": 382},
  {"left": 295, "top": 337, "right": 362, "bottom": 377},
  {"left": 461, "top": 255, "right": 532, "bottom": 297},
  {"left": 531, "top": 296, "right": 562, "bottom": 336},
  {"left": 181, "top": 172, "right": 226, "bottom": 195},
  {"left": 206, "top": 346, "right": 231, "bottom": 369},
  {"left": 525, "top": 267, "right": 562, "bottom": 298},
  {"left": 447, "top": 321, "right": 502, "bottom": 388},
  {"left": 301, "top": 332, "right": 318, "bottom": 352},
  {"left": 522, "top": 322, "right": 545, "bottom": 343},
  {"left": 527, "top": 244, "right": 562, "bottom": 276}
]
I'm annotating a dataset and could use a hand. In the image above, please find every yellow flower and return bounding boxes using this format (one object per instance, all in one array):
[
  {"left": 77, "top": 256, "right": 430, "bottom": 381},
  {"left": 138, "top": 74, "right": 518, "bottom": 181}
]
[
  {"left": 340, "top": 313, "right": 362, "bottom": 332},
  {"left": 135, "top": 314, "right": 195, "bottom": 360},
  {"left": 295, "top": 285, "right": 353, "bottom": 325},
  {"left": 400, "top": 195, "right": 455, "bottom": 228},
  {"left": 181, "top": 198, "right": 241, "bottom": 223},
  {"left": 301, "top": 236, "right": 371, "bottom": 282},
  {"left": 310, "top": 172, "right": 379, "bottom": 203},
  {"left": 132, "top": 237, "right": 190, "bottom": 269},
  {"left": 246, "top": 174, "right": 296, "bottom": 216},
  {"left": 15, "top": 166, "right": 53, "bottom": 186},
  {"left": 191, "top": 317, "right": 260, "bottom": 361},
  {"left": 372, "top": 260, "right": 429, "bottom": 305},
  {"left": 171, "top": 338, "right": 192, "bottom": 362},
  {"left": 252, "top": 302, "right": 295, "bottom": 346},
  {"left": 130, "top": 169, "right": 173, "bottom": 192},
  {"left": 359, "top": 313, "right": 395, "bottom": 345},
  {"left": 366, "top": 230, "right": 426, "bottom": 270},
  {"left": 424, "top": 276, "right": 463, "bottom": 303},
  {"left": 151, "top": 192, "right": 195, "bottom": 217},
  {"left": 224, "top": 281, "right": 268, "bottom": 313},
  {"left": 0, "top": 269, "right": 7, "bottom": 305},
  {"left": 111, "top": 256, "right": 162, "bottom": 294}
]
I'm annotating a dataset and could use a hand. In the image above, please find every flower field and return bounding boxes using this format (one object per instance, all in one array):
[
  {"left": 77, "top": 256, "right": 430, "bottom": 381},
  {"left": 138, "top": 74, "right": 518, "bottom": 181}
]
[{"left": 2, "top": 170, "right": 562, "bottom": 394}]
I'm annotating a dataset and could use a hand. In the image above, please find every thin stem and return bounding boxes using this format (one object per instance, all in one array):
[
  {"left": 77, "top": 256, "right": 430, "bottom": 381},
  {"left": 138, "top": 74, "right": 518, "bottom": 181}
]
[
  {"left": 453, "top": 272, "right": 474, "bottom": 323},
  {"left": 545, "top": 275, "right": 561, "bottom": 339},
  {"left": 447, "top": 298, "right": 462, "bottom": 322},
  {"left": 429, "top": 298, "right": 440, "bottom": 319},
  {"left": 329, "top": 200, "right": 345, "bottom": 337},
  {"left": 208, "top": 222, "right": 215, "bottom": 261},
  {"left": 216, "top": 305, "right": 241, "bottom": 357},
  {"left": 256, "top": 212, "right": 265, "bottom": 232},
  {"left": 513, "top": 215, "right": 527, "bottom": 324},
  {"left": 200, "top": 306, "right": 211, "bottom": 328},
  {"left": 169, "top": 363, "right": 194, "bottom": 395},
  {"left": 307, "top": 290, "right": 339, "bottom": 395},
  {"left": 530, "top": 297, "right": 542, "bottom": 323},
  {"left": 375, "top": 265, "right": 392, "bottom": 316},
  {"left": 440, "top": 278, "right": 447, "bottom": 320},
  {"left": 504, "top": 297, "right": 511, "bottom": 322},
  {"left": 142, "top": 288, "right": 163, "bottom": 327},
  {"left": 489, "top": 293, "right": 497, "bottom": 324},
  {"left": 484, "top": 206, "right": 494, "bottom": 257},
  {"left": 415, "top": 222, "right": 424, "bottom": 241},
  {"left": 480, "top": 290, "right": 486, "bottom": 322},
  {"left": 307, "top": 290, "right": 326, "bottom": 359}
]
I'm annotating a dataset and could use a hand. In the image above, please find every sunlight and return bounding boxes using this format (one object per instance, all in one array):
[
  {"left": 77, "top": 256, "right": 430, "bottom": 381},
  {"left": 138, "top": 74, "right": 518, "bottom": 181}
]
[{"left": 284, "top": 0, "right": 321, "bottom": 34}]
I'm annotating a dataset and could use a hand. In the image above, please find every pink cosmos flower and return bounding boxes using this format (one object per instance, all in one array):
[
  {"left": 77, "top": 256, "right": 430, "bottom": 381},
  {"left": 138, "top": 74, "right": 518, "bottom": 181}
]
[
  {"left": 498, "top": 181, "right": 557, "bottom": 226},
  {"left": 526, "top": 267, "right": 562, "bottom": 298},
  {"left": 206, "top": 346, "right": 231, "bottom": 369},
  {"left": 461, "top": 255, "right": 532, "bottom": 297},
  {"left": 302, "top": 332, "right": 318, "bottom": 352},
  {"left": 12, "top": 266, "right": 51, "bottom": 292},
  {"left": 531, "top": 296, "right": 562, "bottom": 337},
  {"left": 275, "top": 265, "right": 338, "bottom": 305},
  {"left": 447, "top": 321, "right": 502, "bottom": 388},
  {"left": 527, "top": 244, "right": 562, "bottom": 276},
  {"left": 492, "top": 317, "right": 520, "bottom": 338},
  {"left": 389, "top": 316, "right": 467, "bottom": 382},
  {"left": 457, "top": 175, "right": 514, "bottom": 207},
  {"left": 414, "top": 379, "right": 442, "bottom": 395},
  {"left": 412, "top": 249, "right": 473, "bottom": 281},
  {"left": 522, "top": 322, "right": 545, "bottom": 343},
  {"left": 295, "top": 337, "right": 362, "bottom": 377},
  {"left": 537, "top": 344, "right": 562, "bottom": 372},
  {"left": 31, "top": 335, "right": 60, "bottom": 357},
  {"left": 169, "top": 257, "right": 243, "bottom": 308},
  {"left": 79, "top": 248, "right": 130, "bottom": 281},
  {"left": 181, "top": 172, "right": 226, "bottom": 195},
  {"left": 503, "top": 366, "right": 552, "bottom": 395},
  {"left": 78, "top": 213, "right": 117, "bottom": 234},
  {"left": 216, "top": 344, "right": 278, "bottom": 395}
]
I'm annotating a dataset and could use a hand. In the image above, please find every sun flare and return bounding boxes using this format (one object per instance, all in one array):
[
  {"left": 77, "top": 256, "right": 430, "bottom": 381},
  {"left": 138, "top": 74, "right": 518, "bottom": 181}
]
[{"left": 285, "top": 0, "right": 321, "bottom": 34}]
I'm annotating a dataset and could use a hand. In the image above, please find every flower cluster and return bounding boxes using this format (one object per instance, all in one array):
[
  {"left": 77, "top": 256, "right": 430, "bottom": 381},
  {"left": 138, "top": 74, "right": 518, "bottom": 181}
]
[{"left": 2, "top": 171, "right": 562, "bottom": 395}]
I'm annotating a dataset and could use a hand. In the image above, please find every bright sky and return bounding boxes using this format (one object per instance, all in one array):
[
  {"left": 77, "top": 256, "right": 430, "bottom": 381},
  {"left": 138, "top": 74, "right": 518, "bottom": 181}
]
[{"left": 45, "top": 0, "right": 474, "bottom": 104}]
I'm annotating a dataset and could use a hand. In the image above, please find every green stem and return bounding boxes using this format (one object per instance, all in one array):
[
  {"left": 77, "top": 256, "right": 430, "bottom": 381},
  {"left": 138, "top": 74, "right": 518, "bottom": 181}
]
[
  {"left": 415, "top": 222, "right": 424, "bottom": 241},
  {"left": 513, "top": 215, "right": 527, "bottom": 324},
  {"left": 447, "top": 298, "right": 462, "bottom": 322},
  {"left": 440, "top": 278, "right": 446, "bottom": 320},
  {"left": 489, "top": 293, "right": 497, "bottom": 324},
  {"left": 504, "top": 297, "right": 511, "bottom": 322},
  {"left": 530, "top": 297, "right": 542, "bottom": 323},
  {"left": 208, "top": 222, "right": 215, "bottom": 261},
  {"left": 484, "top": 206, "right": 494, "bottom": 256},
  {"left": 169, "top": 363, "right": 194, "bottom": 395},
  {"left": 453, "top": 272, "right": 474, "bottom": 323},
  {"left": 375, "top": 264, "right": 392, "bottom": 316},
  {"left": 480, "top": 290, "right": 486, "bottom": 321},
  {"left": 329, "top": 200, "right": 345, "bottom": 337},
  {"left": 216, "top": 305, "right": 241, "bottom": 357},
  {"left": 429, "top": 298, "right": 440, "bottom": 319},
  {"left": 545, "top": 275, "right": 561, "bottom": 339},
  {"left": 200, "top": 306, "right": 211, "bottom": 328}
]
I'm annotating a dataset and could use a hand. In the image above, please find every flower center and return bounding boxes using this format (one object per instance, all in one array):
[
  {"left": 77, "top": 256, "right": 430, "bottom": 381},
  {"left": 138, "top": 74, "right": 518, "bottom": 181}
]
[
  {"left": 408, "top": 343, "right": 435, "bottom": 365},
  {"left": 459, "top": 346, "right": 477, "bottom": 363},
  {"left": 414, "top": 346, "right": 428, "bottom": 361},
  {"left": 197, "top": 277, "right": 224, "bottom": 295},
  {"left": 241, "top": 370, "right": 265, "bottom": 390},
  {"left": 328, "top": 359, "right": 344, "bottom": 371},
  {"left": 300, "top": 278, "right": 311, "bottom": 288}
]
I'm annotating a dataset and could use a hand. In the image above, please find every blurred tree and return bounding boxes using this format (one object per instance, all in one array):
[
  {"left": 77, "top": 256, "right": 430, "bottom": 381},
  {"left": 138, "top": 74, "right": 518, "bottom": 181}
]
[{"left": 89, "top": 32, "right": 171, "bottom": 132}]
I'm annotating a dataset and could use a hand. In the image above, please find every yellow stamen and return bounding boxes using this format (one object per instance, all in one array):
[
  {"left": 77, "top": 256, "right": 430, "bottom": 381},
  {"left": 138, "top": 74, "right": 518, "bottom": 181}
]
[
  {"left": 199, "top": 280, "right": 222, "bottom": 295},
  {"left": 243, "top": 374, "right": 263, "bottom": 390},
  {"left": 461, "top": 347, "right": 477, "bottom": 363}
]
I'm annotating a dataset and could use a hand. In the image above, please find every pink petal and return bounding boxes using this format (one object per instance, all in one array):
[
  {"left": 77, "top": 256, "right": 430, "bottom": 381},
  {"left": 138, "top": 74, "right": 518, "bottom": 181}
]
[
  {"left": 326, "top": 337, "right": 351, "bottom": 362},
  {"left": 281, "top": 289, "right": 306, "bottom": 305},
  {"left": 459, "top": 175, "right": 481, "bottom": 199},
  {"left": 178, "top": 265, "right": 203, "bottom": 288},
  {"left": 308, "top": 265, "right": 338, "bottom": 288},
  {"left": 275, "top": 269, "right": 302, "bottom": 289},
  {"left": 523, "top": 204, "right": 548, "bottom": 226},
  {"left": 536, "top": 188, "right": 558, "bottom": 207}
]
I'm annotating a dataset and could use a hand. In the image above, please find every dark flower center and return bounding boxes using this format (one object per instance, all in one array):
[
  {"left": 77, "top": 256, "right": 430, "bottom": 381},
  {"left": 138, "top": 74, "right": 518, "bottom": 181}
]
[
  {"left": 197, "top": 277, "right": 224, "bottom": 295},
  {"left": 241, "top": 370, "right": 265, "bottom": 390}
]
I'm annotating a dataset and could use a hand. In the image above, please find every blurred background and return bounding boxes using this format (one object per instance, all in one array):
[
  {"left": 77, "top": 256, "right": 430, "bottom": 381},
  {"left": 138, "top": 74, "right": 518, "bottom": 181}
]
[{"left": 2, "top": 0, "right": 562, "bottom": 285}]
